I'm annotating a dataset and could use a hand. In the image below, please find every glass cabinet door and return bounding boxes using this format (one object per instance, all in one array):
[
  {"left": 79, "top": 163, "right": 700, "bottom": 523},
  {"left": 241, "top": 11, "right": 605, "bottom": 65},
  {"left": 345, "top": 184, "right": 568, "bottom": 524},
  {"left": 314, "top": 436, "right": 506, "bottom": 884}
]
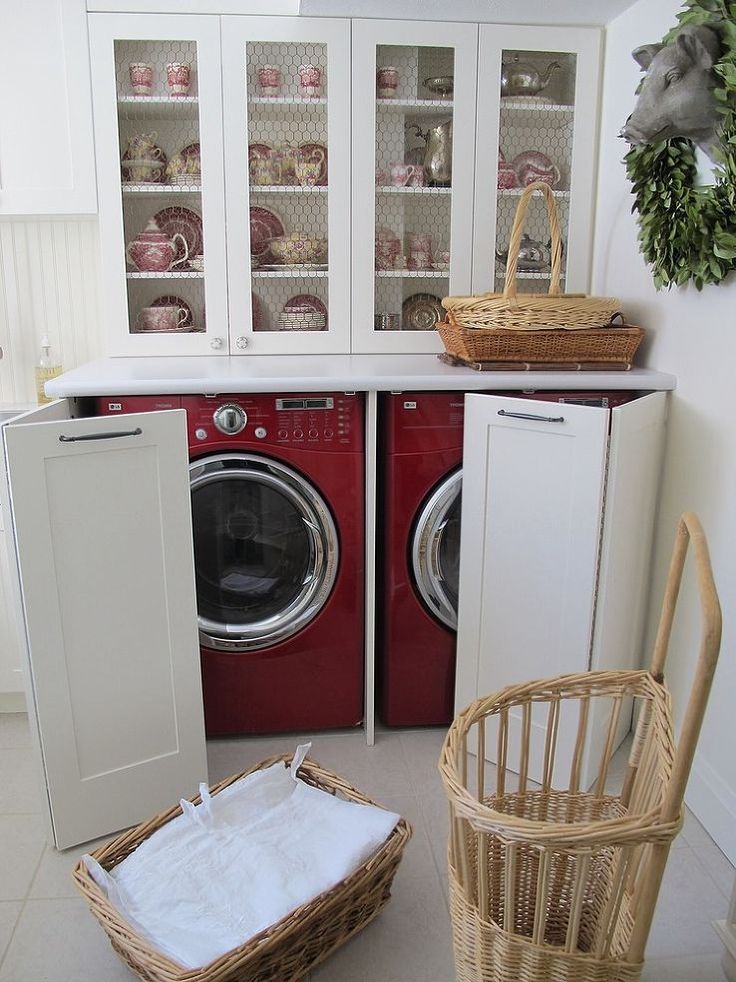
[
  {"left": 222, "top": 17, "right": 350, "bottom": 355},
  {"left": 89, "top": 14, "right": 228, "bottom": 356},
  {"left": 473, "top": 26, "right": 601, "bottom": 299},
  {"left": 351, "top": 21, "right": 477, "bottom": 353}
]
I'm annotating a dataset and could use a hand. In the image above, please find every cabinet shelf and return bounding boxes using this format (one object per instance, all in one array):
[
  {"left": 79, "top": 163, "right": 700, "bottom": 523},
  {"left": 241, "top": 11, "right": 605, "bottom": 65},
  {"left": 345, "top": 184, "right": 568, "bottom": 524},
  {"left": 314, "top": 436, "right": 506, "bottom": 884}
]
[
  {"left": 500, "top": 99, "right": 574, "bottom": 113},
  {"left": 376, "top": 270, "right": 449, "bottom": 278},
  {"left": 248, "top": 96, "right": 327, "bottom": 106},
  {"left": 376, "top": 98, "right": 454, "bottom": 112},
  {"left": 495, "top": 270, "right": 566, "bottom": 280},
  {"left": 126, "top": 271, "right": 204, "bottom": 279},
  {"left": 498, "top": 188, "right": 570, "bottom": 199},
  {"left": 252, "top": 269, "right": 329, "bottom": 278},
  {"left": 249, "top": 185, "right": 328, "bottom": 193},
  {"left": 122, "top": 184, "right": 202, "bottom": 194},
  {"left": 376, "top": 186, "right": 452, "bottom": 195},
  {"left": 117, "top": 96, "right": 199, "bottom": 119}
]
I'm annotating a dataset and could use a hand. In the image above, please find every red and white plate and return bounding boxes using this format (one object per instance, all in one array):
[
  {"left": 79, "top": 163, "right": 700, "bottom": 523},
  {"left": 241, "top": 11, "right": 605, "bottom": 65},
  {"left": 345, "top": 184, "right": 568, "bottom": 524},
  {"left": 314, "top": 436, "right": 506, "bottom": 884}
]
[
  {"left": 248, "top": 142, "right": 272, "bottom": 162},
  {"left": 249, "top": 206, "right": 285, "bottom": 262},
  {"left": 284, "top": 293, "right": 328, "bottom": 327},
  {"left": 152, "top": 207, "right": 203, "bottom": 264},
  {"left": 151, "top": 294, "right": 194, "bottom": 328},
  {"left": 298, "top": 143, "right": 328, "bottom": 186}
]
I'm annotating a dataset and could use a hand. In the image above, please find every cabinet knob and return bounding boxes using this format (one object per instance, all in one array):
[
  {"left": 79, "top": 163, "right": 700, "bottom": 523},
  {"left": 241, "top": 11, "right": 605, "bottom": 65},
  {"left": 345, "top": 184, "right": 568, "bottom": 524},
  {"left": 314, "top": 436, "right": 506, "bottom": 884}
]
[
  {"left": 210, "top": 337, "right": 224, "bottom": 350},
  {"left": 236, "top": 336, "right": 248, "bottom": 350}
]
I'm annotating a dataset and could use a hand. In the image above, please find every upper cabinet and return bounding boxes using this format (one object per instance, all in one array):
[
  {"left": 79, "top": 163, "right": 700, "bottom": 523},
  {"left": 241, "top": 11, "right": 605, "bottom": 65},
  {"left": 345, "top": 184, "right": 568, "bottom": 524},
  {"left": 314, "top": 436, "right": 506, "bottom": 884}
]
[
  {"left": 351, "top": 20, "right": 478, "bottom": 354},
  {"left": 87, "top": 14, "right": 602, "bottom": 356},
  {"left": 472, "top": 25, "right": 602, "bottom": 298},
  {"left": 221, "top": 16, "right": 351, "bottom": 355},
  {"left": 90, "top": 13, "right": 228, "bottom": 356},
  {"left": 0, "top": 0, "right": 96, "bottom": 216}
]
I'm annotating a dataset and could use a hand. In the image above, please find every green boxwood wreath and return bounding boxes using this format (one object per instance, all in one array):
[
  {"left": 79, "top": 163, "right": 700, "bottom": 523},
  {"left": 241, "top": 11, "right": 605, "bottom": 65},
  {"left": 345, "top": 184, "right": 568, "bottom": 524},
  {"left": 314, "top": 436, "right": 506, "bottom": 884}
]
[{"left": 625, "top": 0, "right": 736, "bottom": 289}]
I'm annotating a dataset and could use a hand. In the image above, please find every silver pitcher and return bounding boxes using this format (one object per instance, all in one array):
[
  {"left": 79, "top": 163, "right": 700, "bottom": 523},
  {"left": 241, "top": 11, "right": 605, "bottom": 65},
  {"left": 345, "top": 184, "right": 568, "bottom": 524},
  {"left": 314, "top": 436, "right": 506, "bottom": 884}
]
[{"left": 408, "top": 118, "right": 452, "bottom": 186}]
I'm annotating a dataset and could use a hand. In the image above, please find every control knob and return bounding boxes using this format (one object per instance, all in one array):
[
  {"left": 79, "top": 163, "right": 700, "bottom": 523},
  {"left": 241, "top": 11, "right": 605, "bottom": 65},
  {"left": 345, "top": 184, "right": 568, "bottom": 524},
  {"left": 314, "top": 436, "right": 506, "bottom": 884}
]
[{"left": 213, "top": 403, "right": 247, "bottom": 435}]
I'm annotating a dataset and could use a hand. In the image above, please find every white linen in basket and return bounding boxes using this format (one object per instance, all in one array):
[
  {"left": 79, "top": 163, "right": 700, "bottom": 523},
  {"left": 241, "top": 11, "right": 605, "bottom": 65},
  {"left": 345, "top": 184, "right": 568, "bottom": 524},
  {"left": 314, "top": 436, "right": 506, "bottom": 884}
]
[{"left": 82, "top": 744, "right": 400, "bottom": 970}]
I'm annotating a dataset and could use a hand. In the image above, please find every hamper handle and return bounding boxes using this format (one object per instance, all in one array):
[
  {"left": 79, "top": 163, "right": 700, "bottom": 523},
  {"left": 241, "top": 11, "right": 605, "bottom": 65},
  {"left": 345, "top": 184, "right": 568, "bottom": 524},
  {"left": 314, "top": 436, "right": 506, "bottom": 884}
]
[
  {"left": 503, "top": 181, "right": 564, "bottom": 302},
  {"left": 651, "top": 513, "right": 722, "bottom": 823}
]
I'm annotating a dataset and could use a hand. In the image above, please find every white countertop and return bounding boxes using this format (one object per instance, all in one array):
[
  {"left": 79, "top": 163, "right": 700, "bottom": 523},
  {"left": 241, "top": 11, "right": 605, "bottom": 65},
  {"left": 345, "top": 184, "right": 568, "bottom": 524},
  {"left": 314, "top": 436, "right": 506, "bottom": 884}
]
[{"left": 45, "top": 355, "right": 677, "bottom": 398}]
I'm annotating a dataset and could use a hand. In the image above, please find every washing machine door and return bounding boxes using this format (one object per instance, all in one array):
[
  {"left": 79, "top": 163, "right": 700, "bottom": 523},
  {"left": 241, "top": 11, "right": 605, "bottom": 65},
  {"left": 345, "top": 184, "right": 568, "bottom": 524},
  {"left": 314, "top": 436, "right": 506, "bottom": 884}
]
[
  {"left": 189, "top": 453, "right": 338, "bottom": 651},
  {"left": 411, "top": 469, "right": 462, "bottom": 631}
]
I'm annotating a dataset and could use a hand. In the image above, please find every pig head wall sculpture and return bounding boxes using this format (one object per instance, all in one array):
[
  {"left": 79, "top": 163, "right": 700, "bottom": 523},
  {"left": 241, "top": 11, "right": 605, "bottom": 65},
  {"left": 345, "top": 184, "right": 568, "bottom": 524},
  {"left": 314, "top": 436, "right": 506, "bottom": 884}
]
[{"left": 621, "top": 24, "right": 722, "bottom": 161}]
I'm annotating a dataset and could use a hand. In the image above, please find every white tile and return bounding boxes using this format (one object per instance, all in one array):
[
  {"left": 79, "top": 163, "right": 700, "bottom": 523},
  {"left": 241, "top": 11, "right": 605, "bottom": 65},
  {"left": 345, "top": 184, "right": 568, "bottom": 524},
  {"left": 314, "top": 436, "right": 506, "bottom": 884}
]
[
  {"left": 646, "top": 846, "right": 727, "bottom": 959},
  {"left": 298, "top": 730, "right": 414, "bottom": 801},
  {"left": 0, "top": 715, "right": 30, "bottom": 750},
  {"left": 682, "top": 807, "right": 721, "bottom": 850},
  {"left": 0, "top": 899, "right": 137, "bottom": 982},
  {"left": 0, "top": 749, "right": 42, "bottom": 814},
  {"left": 692, "top": 837, "right": 736, "bottom": 900},
  {"left": 641, "top": 953, "right": 726, "bottom": 981},
  {"left": 29, "top": 836, "right": 112, "bottom": 900},
  {"left": 0, "top": 814, "right": 45, "bottom": 901},
  {"left": 398, "top": 727, "right": 448, "bottom": 797},
  {"left": 0, "top": 903, "right": 22, "bottom": 962}
]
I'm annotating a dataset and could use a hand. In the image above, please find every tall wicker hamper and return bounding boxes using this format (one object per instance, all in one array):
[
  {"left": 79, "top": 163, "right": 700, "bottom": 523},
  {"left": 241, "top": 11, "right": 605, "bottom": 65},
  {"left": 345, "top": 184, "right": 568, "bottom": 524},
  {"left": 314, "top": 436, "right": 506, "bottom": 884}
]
[
  {"left": 439, "top": 513, "right": 722, "bottom": 982},
  {"left": 73, "top": 754, "right": 412, "bottom": 982}
]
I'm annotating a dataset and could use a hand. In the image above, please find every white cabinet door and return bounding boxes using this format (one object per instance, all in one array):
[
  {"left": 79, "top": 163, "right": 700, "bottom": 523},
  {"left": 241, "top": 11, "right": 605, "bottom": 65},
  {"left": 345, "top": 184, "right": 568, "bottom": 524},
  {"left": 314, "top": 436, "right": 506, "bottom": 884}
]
[
  {"left": 89, "top": 13, "right": 228, "bottom": 356},
  {"left": 3, "top": 406, "right": 206, "bottom": 848},
  {"left": 222, "top": 16, "right": 351, "bottom": 355},
  {"left": 455, "top": 393, "right": 609, "bottom": 785},
  {"left": 0, "top": 0, "right": 96, "bottom": 215},
  {"left": 351, "top": 19, "right": 478, "bottom": 353},
  {"left": 473, "top": 25, "right": 602, "bottom": 296}
]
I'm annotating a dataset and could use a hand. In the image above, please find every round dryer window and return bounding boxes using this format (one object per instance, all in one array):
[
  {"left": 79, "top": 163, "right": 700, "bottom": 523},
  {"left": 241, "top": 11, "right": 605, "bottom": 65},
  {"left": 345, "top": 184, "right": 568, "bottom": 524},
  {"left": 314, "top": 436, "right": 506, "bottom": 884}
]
[
  {"left": 411, "top": 469, "right": 462, "bottom": 631},
  {"left": 189, "top": 453, "right": 338, "bottom": 651}
]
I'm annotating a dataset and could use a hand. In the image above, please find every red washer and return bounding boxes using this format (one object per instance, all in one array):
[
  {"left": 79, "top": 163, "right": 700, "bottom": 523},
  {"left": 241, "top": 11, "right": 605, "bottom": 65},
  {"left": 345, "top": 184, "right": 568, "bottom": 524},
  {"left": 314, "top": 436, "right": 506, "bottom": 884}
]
[
  {"left": 97, "top": 392, "right": 364, "bottom": 736},
  {"left": 379, "top": 389, "right": 637, "bottom": 727}
]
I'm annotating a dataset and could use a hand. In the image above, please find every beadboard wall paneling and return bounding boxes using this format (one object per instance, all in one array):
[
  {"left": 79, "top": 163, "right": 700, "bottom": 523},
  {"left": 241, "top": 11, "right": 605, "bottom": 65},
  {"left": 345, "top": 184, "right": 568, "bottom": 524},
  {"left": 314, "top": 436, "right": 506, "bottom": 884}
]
[{"left": 0, "top": 219, "right": 104, "bottom": 404}]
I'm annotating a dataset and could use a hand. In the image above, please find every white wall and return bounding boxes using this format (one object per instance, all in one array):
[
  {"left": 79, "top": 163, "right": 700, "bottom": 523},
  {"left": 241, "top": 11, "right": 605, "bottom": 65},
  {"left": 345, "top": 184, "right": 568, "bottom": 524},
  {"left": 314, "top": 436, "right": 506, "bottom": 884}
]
[
  {"left": 594, "top": 0, "right": 736, "bottom": 863},
  {"left": 0, "top": 219, "right": 104, "bottom": 404}
]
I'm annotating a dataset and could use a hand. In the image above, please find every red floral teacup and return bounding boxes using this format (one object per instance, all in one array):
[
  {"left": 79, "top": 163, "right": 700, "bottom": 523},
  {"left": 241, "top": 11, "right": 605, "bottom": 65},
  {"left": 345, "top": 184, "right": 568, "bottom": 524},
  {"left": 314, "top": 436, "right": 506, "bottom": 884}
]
[
  {"left": 258, "top": 65, "right": 282, "bottom": 97},
  {"left": 136, "top": 306, "right": 188, "bottom": 333},
  {"left": 376, "top": 66, "right": 399, "bottom": 98},
  {"left": 166, "top": 62, "right": 190, "bottom": 97},
  {"left": 129, "top": 63, "right": 153, "bottom": 95},
  {"left": 298, "top": 64, "right": 322, "bottom": 98}
]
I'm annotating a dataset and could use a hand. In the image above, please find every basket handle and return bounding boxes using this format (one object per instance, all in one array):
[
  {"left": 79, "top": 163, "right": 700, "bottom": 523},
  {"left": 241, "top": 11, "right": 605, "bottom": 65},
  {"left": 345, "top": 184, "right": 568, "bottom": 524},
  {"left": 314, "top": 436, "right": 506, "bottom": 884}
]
[
  {"left": 650, "top": 513, "right": 722, "bottom": 823},
  {"left": 502, "top": 181, "right": 564, "bottom": 302}
]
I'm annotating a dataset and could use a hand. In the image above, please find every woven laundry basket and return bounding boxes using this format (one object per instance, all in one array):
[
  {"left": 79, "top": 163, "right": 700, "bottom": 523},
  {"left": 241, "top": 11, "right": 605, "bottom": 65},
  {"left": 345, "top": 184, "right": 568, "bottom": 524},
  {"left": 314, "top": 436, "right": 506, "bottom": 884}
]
[
  {"left": 73, "top": 754, "right": 412, "bottom": 982},
  {"left": 442, "top": 181, "right": 619, "bottom": 331},
  {"left": 439, "top": 513, "right": 722, "bottom": 982}
]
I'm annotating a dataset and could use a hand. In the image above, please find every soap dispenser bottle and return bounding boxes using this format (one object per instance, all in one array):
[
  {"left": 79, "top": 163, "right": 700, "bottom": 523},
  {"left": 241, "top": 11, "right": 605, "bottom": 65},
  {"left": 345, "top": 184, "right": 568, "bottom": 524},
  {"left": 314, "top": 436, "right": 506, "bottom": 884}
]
[{"left": 35, "top": 336, "right": 62, "bottom": 405}]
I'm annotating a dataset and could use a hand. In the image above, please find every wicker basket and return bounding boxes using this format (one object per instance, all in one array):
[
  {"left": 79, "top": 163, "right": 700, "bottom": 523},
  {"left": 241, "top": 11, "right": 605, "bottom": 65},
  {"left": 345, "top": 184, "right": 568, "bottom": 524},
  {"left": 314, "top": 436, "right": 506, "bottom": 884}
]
[
  {"left": 438, "top": 315, "right": 644, "bottom": 366},
  {"left": 439, "top": 513, "right": 722, "bottom": 982},
  {"left": 442, "top": 182, "right": 619, "bottom": 331},
  {"left": 73, "top": 754, "right": 412, "bottom": 982}
]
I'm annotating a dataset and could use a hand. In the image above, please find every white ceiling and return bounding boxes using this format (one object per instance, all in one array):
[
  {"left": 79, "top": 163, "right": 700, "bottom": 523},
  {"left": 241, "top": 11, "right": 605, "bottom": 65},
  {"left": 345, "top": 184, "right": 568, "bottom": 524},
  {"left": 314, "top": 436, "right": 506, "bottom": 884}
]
[{"left": 299, "top": 0, "right": 641, "bottom": 27}]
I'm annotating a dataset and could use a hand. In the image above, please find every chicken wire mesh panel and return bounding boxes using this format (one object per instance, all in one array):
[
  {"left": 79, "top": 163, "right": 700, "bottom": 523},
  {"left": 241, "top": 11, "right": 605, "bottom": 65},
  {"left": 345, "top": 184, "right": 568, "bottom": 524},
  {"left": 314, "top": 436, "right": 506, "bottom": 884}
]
[
  {"left": 115, "top": 39, "right": 205, "bottom": 335},
  {"left": 375, "top": 45, "right": 454, "bottom": 332},
  {"left": 245, "top": 42, "right": 329, "bottom": 335},
  {"left": 494, "top": 51, "right": 576, "bottom": 295}
]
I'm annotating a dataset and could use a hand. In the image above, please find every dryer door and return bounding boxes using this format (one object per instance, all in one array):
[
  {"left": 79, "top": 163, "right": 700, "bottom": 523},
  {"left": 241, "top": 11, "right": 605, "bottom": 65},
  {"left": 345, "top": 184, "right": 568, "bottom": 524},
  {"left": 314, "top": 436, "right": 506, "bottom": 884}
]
[
  {"left": 189, "top": 453, "right": 338, "bottom": 651},
  {"left": 411, "top": 469, "right": 462, "bottom": 631}
]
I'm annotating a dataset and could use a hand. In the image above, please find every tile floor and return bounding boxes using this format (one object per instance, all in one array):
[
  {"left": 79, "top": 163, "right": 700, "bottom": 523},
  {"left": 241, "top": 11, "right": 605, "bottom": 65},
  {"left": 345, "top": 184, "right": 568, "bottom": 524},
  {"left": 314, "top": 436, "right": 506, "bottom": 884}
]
[{"left": 0, "top": 712, "right": 732, "bottom": 981}]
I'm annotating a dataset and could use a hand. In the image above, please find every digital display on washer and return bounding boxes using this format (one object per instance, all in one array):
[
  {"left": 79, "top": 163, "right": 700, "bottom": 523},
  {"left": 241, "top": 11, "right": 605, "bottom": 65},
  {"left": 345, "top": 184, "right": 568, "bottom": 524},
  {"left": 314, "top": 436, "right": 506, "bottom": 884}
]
[{"left": 275, "top": 398, "right": 335, "bottom": 411}]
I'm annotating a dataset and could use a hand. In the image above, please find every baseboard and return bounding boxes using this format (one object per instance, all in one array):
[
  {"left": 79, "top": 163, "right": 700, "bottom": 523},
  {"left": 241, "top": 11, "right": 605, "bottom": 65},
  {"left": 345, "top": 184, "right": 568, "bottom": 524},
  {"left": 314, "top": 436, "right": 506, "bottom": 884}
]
[
  {"left": 0, "top": 691, "right": 26, "bottom": 713},
  {"left": 685, "top": 752, "right": 736, "bottom": 866}
]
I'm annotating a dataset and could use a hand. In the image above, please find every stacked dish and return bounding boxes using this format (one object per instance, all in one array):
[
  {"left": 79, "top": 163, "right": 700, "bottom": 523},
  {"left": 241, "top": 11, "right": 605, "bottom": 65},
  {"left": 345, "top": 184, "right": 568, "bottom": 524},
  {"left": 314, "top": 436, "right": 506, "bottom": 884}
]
[{"left": 277, "top": 311, "right": 326, "bottom": 331}]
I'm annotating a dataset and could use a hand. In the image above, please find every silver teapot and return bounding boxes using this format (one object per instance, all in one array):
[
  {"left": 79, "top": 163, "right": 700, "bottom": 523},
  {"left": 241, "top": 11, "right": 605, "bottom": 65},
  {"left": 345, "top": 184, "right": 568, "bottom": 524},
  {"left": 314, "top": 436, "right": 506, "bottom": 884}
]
[
  {"left": 496, "top": 234, "right": 553, "bottom": 272},
  {"left": 501, "top": 54, "right": 560, "bottom": 97},
  {"left": 407, "top": 118, "right": 452, "bottom": 186}
]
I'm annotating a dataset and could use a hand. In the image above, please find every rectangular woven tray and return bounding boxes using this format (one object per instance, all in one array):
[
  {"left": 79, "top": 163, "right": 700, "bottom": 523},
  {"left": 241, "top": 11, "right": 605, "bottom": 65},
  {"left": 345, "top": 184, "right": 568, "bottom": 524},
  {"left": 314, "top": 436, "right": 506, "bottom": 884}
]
[
  {"left": 438, "top": 354, "right": 633, "bottom": 372},
  {"left": 437, "top": 320, "right": 644, "bottom": 366}
]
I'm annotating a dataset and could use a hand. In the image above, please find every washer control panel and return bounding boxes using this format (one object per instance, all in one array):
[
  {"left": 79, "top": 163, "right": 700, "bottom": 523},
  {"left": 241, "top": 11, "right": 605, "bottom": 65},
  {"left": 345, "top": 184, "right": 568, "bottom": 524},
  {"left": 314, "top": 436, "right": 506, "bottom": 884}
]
[{"left": 181, "top": 393, "right": 363, "bottom": 451}]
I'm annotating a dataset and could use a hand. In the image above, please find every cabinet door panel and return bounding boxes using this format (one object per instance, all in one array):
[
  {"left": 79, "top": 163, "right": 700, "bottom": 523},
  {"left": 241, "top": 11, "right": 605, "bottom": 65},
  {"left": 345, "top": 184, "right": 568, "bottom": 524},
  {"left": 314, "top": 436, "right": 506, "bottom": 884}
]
[
  {"left": 222, "top": 16, "right": 351, "bottom": 355},
  {"left": 3, "top": 409, "right": 206, "bottom": 848},
  {"left": 455, "top": 394, "right": 608, "bottom": 785},
  {"left": 473, "top": 25, "right": 602, "bottom": 297},
  {"left": 351, "top": 20, "right": 478, "bottom": 353},
  {"left": 90, "top": 13, "right": 228, "bottom": 355}
]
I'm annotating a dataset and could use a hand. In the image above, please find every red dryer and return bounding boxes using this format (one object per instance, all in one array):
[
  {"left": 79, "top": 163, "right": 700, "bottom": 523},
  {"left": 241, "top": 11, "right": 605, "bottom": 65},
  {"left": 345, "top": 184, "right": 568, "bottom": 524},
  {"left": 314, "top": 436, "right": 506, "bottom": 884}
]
[
  {"left": 379, "top": 389, "right": 637, "bottom": 727},
  {"left": 97, "top": 392, "right": 364, "bottom": 736}
]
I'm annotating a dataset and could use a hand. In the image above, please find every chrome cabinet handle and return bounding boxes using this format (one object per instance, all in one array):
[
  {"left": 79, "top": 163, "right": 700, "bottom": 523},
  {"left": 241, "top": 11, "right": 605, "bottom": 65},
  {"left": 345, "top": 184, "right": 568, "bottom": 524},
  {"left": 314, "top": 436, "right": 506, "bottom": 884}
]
[
  {"left": 210, "top": 337, "right": 224, "bottom": 350},
  {"left": 497, "top": 410, "right": 565, "bottom": 424},
  {"left": 236, "top": 336, "right": 248, "bottom": 350},
  {"left": 59, "top": 427, "right": 143, "bottom": 443}
]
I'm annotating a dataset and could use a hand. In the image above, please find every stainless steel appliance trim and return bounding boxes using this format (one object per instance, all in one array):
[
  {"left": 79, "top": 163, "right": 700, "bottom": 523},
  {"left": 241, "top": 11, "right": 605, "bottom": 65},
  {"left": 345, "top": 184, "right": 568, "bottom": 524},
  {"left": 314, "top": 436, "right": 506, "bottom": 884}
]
[
  {"left": 411, "top": 469, "right": 462, "bottom": 631},
  {"left": 189, "top": 453, "right": 338, "bottom": 652}
]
